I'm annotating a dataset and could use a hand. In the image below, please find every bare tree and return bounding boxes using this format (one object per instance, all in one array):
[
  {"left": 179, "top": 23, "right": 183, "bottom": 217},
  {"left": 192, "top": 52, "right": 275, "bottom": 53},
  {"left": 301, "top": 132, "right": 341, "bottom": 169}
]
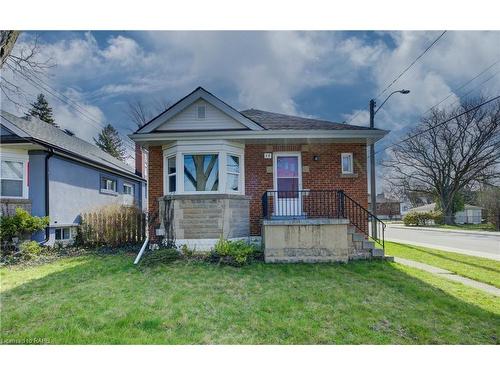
[
  {"left": 385, "top": 97, "right": 500, "bottom": 224},
  {"left": 0, "top": 31, "right": 20, "bottom": 67},
  {"left": 477, "top": 183, "right": 500, "bottom": 230},
  {"left": 126, "top": 97, "right": 170, "bottom": 128},
  {"left": 0, "top": 31, "right": 54, "bottom": 107}
]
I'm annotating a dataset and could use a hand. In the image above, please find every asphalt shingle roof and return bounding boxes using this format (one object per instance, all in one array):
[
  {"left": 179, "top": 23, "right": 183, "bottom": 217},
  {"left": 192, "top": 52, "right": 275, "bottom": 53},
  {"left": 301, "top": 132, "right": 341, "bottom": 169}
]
[
  {"left": 0, "top": 111, "right": 140, "bottom": 180},
  {"left": 240, "top": 109, "right": 374, "bottom": 131}
]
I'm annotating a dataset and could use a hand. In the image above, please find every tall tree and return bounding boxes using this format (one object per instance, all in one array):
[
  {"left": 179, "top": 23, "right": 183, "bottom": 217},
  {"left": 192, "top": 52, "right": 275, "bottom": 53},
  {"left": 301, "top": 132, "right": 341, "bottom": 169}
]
[
  {"left": 385, "top": 97, "right": 500, "bottom": 224},
  {"left": 0, "top": 31, "right": 20, "bottom": 68},
  {"left": 94, "top": 124, "right": 127, "bottom": 161},
  {"left": 26, "top": 93, "right": 57, "bottom": 125},
  {"left": 126, "top": 97, "right": 170, "bottom": 128},
  {"left": 0, "top": 32, "right": 54, "bottom": 106}
]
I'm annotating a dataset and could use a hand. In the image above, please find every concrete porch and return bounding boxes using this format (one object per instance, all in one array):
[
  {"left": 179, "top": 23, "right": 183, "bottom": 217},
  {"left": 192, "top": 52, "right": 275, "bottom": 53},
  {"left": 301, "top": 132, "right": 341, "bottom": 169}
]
[{"left": 262, "top": 219, "right": 383, "bottom": 263}]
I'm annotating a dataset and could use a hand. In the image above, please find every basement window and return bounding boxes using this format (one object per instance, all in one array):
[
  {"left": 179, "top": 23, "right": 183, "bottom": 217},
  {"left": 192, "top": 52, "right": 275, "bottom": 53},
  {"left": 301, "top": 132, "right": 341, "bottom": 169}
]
[{"left": 55, "top": 227, "right": 71, "bottom": 241}]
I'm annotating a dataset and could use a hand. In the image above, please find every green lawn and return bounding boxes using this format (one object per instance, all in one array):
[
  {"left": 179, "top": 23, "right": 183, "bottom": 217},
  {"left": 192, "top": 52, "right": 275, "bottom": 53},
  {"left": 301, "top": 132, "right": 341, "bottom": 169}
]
[
  {"left": 1, "top": 254, "right": 498, "bottom": 344},
  {"left": 434, "top": 223, "right": 497, "bottom": 232},
  {"left": 385, "top": 242, "right": 500, "bottom": 288}
]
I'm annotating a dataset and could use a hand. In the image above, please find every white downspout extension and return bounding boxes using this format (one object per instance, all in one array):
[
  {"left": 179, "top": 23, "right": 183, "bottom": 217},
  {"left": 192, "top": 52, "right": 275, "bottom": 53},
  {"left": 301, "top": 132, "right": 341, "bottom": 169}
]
[{"left": 134, "top": 237, "right": 149, "bottom": 265}]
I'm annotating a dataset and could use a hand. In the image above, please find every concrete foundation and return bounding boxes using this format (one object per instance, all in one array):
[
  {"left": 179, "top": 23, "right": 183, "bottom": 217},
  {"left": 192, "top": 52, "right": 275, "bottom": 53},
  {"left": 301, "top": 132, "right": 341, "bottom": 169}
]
[
  {"left": 263, "top": 218, "right": 352, "bottom": 263},
  {"left": 158, "top": 194, "right": 250, "bottom": 250}
]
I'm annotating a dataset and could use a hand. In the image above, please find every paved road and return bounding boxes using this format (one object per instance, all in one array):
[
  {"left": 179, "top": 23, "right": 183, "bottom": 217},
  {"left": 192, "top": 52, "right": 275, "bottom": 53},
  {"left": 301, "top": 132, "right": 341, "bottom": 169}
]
[{"left": 384, "top": 225, "right": 500, "bottom": 260}]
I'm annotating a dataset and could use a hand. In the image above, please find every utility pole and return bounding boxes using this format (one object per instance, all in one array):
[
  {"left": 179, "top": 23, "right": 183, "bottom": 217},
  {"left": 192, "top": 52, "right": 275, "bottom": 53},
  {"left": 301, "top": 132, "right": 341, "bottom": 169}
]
[
  {"left": 367, "top": 89, "right": 410, "bottom": 240},
  {"left": 369, "top": 99, "right": 377, "bottom": 239}
]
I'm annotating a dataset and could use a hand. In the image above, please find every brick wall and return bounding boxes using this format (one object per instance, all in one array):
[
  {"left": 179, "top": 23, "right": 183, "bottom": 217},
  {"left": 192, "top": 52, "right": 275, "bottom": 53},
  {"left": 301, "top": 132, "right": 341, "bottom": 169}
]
[
  {"left": 245, "top": 143, "right": 368, "bottom": 235},
  {"left": 147, "top": 143, "right": 368, "bottom": 239}
]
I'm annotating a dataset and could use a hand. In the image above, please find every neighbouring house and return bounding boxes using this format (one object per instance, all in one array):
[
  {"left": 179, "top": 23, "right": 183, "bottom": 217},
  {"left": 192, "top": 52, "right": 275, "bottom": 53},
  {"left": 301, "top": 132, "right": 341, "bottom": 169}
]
[
  {"left": 130, "top": 87, "right": 389, "bottom": 262},
  {"left": 0, "top": 111, "right": 147, "bottom": 244},
  {"left": 368, "top": 193, "right": 402, "bottom": 220},
  {"left": 407, "top": 203, "right": 483, "bottom": 224}
]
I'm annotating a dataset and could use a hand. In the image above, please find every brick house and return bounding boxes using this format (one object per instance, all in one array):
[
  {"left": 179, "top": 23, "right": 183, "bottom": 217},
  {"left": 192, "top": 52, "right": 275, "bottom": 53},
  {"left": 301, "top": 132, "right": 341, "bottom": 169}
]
[{"left": 130, "top": 87, "right": 389, "bottom": 262}]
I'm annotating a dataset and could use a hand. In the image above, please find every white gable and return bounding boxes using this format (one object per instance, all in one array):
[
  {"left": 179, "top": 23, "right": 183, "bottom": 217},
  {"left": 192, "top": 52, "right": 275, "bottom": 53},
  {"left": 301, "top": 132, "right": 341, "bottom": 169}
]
[{"left": 155, "top": 99, "right": 248, "bottom": 132}]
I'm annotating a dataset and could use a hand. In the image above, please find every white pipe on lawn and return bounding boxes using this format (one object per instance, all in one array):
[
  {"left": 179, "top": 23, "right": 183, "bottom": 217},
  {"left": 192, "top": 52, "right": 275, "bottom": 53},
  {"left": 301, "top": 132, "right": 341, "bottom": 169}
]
[{"left": 134, "top": 237, "right": 149, "bottom": 265}]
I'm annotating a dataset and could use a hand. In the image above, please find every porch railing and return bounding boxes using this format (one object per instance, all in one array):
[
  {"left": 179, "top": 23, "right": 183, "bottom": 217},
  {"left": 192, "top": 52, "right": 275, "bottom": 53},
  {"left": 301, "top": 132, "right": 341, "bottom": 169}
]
[{"left": 261, "top": 189, "right": 386, "bottom": 250}]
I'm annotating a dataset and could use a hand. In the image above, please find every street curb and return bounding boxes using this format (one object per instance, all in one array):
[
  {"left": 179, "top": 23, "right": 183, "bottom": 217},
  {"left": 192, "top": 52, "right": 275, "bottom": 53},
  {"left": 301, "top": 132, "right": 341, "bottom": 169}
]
[{"left": 386, "top": 224, "right": 500, "bottom": 236}]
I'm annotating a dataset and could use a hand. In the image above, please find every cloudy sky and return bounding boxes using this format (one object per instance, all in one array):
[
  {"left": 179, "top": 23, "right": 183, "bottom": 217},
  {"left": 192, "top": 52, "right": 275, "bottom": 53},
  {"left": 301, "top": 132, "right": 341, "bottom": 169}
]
[{"left": 3, "top": 31, "right": 500, "bottom": 182}]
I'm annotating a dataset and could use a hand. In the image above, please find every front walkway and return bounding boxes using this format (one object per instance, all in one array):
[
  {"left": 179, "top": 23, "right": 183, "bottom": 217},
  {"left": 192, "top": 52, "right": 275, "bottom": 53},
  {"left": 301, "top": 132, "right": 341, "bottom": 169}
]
[{"left": 394, "top": 257, "right": 500, "bottom": 297}]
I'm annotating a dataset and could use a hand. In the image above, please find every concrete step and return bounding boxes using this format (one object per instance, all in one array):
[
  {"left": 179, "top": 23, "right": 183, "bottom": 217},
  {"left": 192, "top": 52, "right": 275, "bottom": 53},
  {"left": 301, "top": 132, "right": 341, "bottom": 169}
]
[
  {"left": 371, "top": 248, "right": 385, "bottom": 258},
  {"left": 351, "top": 233, "right": 366, "bottom": 242},
  {"left": 362, "top": 240, "right": 375, "bottom": 250},
  {"left": 347, "top": 225, "right": 356, "bottom": 234}
]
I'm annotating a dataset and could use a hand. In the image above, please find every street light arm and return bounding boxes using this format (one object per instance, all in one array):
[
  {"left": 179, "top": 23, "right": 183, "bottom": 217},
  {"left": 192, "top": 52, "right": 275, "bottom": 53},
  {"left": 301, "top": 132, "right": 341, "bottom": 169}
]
[{"left": 373, "top": 90, "right": 404, "bottom": 115}]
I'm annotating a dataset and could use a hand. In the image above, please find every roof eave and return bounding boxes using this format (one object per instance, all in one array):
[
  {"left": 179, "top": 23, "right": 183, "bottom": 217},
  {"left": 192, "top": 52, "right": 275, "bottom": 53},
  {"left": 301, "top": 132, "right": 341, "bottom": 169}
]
[{"left": 129, "top": 128, "right": 389, "bottom": 144}]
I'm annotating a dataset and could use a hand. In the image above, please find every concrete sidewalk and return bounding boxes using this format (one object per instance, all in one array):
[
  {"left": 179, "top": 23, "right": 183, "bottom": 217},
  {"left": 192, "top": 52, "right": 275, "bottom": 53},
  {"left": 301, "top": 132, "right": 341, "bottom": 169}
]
[{"left": 394, "top": 257, "right": 500, "bottom": 297}]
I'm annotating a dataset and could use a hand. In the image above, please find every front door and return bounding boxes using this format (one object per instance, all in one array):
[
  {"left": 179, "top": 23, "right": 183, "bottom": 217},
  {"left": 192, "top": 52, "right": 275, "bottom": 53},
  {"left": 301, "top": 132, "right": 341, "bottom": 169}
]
[{"left": 273, "top": 152, "right": 302, "bottom": 217}]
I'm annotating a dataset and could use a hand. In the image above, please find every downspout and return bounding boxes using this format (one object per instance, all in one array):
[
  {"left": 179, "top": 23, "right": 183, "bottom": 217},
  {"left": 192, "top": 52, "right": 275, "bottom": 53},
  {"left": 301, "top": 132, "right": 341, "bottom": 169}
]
[{"left": 41, "top": 148, "right": 54, "bottom": 244}]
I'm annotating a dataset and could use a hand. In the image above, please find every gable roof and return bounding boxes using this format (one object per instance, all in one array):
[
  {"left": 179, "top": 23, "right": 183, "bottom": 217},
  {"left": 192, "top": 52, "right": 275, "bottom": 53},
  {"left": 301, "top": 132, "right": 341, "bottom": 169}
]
[
  {"left": 240, "top": 109, "right": 375, "bottom": 131},
  {"left": 136, "top": 86, "right": 264, "bottom": 133},
  {"left": 0, "top": 111, "right": 143, "bottom": 181}
]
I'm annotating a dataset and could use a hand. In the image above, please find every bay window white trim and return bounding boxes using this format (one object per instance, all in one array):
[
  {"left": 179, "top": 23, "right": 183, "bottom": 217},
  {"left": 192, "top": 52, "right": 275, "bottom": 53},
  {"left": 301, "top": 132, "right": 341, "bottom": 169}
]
[
  {"left": 0, "top": 151, "right": 29, "bottom": 199},
  {"left": 163, "top": 140, "right": 245, "bottom": 195}
]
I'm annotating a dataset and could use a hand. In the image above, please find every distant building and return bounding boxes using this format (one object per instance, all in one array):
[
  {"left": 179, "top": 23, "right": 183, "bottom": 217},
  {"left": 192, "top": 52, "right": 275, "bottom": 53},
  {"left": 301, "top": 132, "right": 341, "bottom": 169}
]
[
  {"left": 407, "top": 203, "right": 483, "bottom": 224},
  {"left": 368, "top": 193, "right": 402, "bottom": 220}
]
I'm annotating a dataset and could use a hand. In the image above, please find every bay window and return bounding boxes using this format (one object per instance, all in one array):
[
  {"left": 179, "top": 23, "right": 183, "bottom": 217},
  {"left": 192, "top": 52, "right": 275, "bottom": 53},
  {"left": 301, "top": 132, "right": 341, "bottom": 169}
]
[
  {"left": 226, "top": 155, "right": 240, "bottom": 192},
  {"left": 164, "top": 142, "right": 244, "bottom": 195},
  {"left": 184, "top": 154, "right": 219, "bottom": 192},
  {"left": 167, "top": 156, "right": 176, "bottom": 192}
]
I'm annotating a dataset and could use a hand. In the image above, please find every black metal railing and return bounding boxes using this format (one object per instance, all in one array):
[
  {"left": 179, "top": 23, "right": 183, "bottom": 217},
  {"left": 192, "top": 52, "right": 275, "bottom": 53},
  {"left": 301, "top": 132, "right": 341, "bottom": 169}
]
[
  {"left": 261, "top": 189, "right": 386, "bottom": 250},
  {"left": 339, "top": 191, "right": 386, "bottom": 250}
]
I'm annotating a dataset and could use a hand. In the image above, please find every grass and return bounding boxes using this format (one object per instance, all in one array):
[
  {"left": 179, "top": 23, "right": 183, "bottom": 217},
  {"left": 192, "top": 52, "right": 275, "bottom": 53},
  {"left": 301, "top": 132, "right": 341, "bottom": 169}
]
[
  {"left": 1, "top": 253, "right": 498, "bottom": 344},
  {"left": 432, "top": 223, "right": 496, "bottom": 232},
  {"left": 385, "top": 242, "right": 500, "bottom": 289}
]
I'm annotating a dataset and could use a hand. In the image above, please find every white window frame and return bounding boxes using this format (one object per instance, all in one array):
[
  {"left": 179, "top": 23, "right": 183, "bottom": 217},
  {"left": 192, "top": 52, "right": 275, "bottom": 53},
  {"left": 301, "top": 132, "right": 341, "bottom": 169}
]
[
  {"left": 0, "top": 152, "right": 29, "bottom": 199},
  {"left": 123, "top": 182, "right": 134, "bottom": 196},
  {"left": 341, "top": 152, "right": 354, "bottom": 174},
  {"left": 163, "top": 141, "right": 244, "bottom": 196},
  {"left": 55, "top": 227, "right": 72, "bottom": 241},
  {"left": 225, "top": 153, "right": 241, "bottom": 193},
  {"left": 100, "top": 176, "right": 117, "bottom": 194},
  {"left": 182, "top": 152, "right": 220, "bottom": 193},
  {"left": 166, "top": 155, "right": 177, "bottom": 193}
]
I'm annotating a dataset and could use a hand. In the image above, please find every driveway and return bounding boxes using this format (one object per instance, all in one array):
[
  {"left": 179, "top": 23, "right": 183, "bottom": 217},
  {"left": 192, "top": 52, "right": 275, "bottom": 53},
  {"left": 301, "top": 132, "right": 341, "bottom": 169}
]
[{"left": 384, "top": 224, "right": 500, "bottom": 260}]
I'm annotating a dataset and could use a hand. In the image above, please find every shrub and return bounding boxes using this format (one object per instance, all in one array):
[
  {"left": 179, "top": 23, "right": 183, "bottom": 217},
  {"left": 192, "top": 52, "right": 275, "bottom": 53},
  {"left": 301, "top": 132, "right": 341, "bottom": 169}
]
[
  {"left": 430, "top": 210, "right": 444, "bottom": 225},
  {"left": 0, "top": 208, "right": 49, "bottom": 242},
  {"left": 141, "top": 247, "right": 180, "bottom": 266},
  {"left": 19, "top": 240, "right": 43, "bottom": 260},
  {"left": 403, "top": 211, "right": 443, "bottom": 226},
  {"left": 211, "top": 238, "right": 257, "bottom": 266}
]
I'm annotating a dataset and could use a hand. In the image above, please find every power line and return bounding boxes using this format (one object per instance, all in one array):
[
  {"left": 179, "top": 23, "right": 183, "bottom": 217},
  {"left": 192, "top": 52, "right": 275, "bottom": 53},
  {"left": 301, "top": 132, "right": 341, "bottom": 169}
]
[
  {"left": 374, "top": 94, "right": 500, "bottom": 155},
  {"left": 422, "top": 58, "right": 500, "bottom": 116},
  {"left": 346, "top": 31, "right": 447, "bottom": 125},
  {"left": 5, "top": 62, "right": 137, "bottom": 153},
  {"left": 374, "top": 31, "right": 447, "bottom": 101}
]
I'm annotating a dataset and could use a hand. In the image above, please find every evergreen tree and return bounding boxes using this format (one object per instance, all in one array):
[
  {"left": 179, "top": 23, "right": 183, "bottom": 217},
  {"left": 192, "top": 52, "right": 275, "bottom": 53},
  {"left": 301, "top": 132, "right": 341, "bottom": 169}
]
[
  {"left": 26, "top": 93, "right": 57, "bottom": 125},
  {"left": 94, "top": 124, "right": 127, "bottom": 161}
]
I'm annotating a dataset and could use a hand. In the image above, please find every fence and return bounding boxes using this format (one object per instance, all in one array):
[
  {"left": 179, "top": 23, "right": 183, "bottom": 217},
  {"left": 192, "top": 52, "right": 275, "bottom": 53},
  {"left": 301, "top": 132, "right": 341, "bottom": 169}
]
[{"left": 79, "top": 205, "right": 146, "bottom": 247}]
